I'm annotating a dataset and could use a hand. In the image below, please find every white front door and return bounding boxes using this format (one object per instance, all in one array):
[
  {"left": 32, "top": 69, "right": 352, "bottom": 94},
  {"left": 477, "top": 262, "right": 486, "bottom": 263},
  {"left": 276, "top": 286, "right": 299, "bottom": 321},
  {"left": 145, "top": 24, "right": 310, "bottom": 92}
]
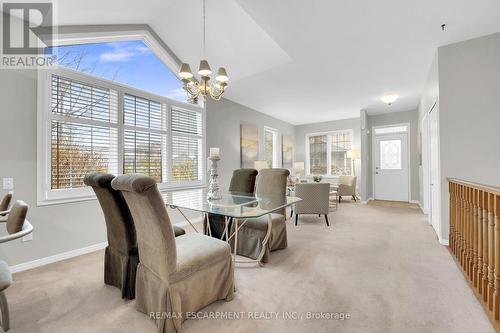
[
  {"left": 429, "top": 105, "right": 441, "bottom": 235},
  {"left": 374, "top": 133, "right": 409, "bottom": 202}
]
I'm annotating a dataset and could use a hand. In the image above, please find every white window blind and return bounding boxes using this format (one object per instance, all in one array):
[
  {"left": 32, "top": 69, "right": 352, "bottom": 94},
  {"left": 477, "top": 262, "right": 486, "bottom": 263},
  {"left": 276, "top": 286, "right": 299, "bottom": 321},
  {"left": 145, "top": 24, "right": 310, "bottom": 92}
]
[
  {"left": 123, "top": 94, "right": 167, "bottom": 182},
  {"left": 40, "top": 69, "right": 205, "bottom": 204},
  {"left": 171, "top": 108, "right": 203, "bottom": 181},
  {"left": 50, "top": 75, "right": 118, "bottom": 189}
]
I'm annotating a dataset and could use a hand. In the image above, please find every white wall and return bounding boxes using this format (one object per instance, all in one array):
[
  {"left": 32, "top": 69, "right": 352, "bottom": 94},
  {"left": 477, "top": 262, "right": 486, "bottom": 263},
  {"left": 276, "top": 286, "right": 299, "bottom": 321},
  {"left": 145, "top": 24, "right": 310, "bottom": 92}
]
[
  {"left": 205, "top": 98, "right": 295, "bottom": 190},
  {"left": 417, "top": 53, "right": 439, "bottom": 215},
  {"left": 437, "top": 32, "right": 500, "bottom": 241}
]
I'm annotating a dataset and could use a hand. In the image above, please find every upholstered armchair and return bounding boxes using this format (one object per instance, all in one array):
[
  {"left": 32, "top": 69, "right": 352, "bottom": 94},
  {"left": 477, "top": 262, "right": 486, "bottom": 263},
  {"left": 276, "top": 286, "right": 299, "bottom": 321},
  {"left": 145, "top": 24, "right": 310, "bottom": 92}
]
[
  {"left": 0, "top": 192, "right": 13, "bottom": 222},
  {"left": 205, "top": 168, "right": 258, "bottom": 239},
  {"left": 0, "top": 200, "right": 34, "bottom": 332},
  {"left": 230, "top": 168, "right": 289, "bottom": 263},
  {"left": 111, "top": 174, "right": 234, "bottom": 333},
  {"left": 294, "top": 183, "right": 330, "bottom": 226},
  {"left": 85, "top": 172, "right": 186, "bottom": 300},
  {"left": 338, "top": 176, "right": 357, "bottom": 202}
]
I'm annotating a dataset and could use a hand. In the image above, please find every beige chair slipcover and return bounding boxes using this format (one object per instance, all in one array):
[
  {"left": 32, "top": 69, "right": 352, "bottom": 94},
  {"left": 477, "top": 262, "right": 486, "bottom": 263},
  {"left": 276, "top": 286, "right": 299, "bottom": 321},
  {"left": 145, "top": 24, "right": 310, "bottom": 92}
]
[
  {"left": 111, "top": 174, "right": 234, "bottom": 333},
  {"left": 230, "top": 168, "right": 289, "bottom": 263}
]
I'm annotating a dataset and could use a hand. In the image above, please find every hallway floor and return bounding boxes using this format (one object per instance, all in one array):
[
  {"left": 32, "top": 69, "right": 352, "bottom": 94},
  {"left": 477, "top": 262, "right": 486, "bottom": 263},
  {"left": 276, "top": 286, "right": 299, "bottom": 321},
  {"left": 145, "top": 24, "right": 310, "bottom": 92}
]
[{"left": 7, "top": 201, "right": 494, "bottom": 333}]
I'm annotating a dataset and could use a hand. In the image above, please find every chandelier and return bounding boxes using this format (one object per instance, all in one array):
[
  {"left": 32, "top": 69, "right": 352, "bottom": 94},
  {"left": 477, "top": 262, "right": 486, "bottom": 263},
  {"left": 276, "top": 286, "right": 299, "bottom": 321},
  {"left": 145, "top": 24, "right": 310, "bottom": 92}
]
[{"left": 178, "top": 0, "right": 229, "bottom": 103}]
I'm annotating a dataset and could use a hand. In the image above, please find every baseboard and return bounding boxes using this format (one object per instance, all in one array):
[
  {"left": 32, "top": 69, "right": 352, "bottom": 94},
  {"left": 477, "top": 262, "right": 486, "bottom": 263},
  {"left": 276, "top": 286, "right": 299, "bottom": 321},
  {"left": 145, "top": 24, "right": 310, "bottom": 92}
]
[
  {"left": 410, "top": 199, "right": 421, "bottom": 206},
  {"left": 439, "top": 238, "right": 449, "bottom": 246},
  {"left": 9, "top": 241, "right": 108, "bottom": 274},
  {"left": 361, "top": 197, "right": 373, "bottom": 204},
  {"left": 9, "top": 217, "right": 203, "bottom": 274}
]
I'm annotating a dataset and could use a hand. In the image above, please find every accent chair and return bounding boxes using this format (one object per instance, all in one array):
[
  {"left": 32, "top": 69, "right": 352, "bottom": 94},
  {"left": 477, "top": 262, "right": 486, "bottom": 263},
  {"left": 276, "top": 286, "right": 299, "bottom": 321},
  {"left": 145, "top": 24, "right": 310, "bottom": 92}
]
[
  {"left": 0, "top": 200, "right": 34, "bottom": 332},
  {"left": 294, "top": 183, "right": 330, "bottom": 226},
  {"left": 111, "top": 174, "right": 234, "bottom": 333},
  {"left": 338, "top": 175, "right": 357, "bottom": 203},
  {"left": 0, "top": 192, "right": 13, "bottom": 222}
]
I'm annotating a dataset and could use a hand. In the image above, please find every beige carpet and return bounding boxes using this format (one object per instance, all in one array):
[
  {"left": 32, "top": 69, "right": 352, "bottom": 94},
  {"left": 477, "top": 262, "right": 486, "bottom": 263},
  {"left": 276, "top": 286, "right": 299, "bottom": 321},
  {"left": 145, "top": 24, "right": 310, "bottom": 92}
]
[{"left": 6, "top": 202, "right": 494, "bottom": 333}]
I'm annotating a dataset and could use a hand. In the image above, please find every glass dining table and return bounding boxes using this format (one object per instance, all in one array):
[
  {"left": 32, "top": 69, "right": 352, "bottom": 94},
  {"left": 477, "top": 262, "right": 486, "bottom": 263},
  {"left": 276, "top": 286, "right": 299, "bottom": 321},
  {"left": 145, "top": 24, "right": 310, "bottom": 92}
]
[{"left": 163, "top": 188, "right": 302, "bottom": 265}]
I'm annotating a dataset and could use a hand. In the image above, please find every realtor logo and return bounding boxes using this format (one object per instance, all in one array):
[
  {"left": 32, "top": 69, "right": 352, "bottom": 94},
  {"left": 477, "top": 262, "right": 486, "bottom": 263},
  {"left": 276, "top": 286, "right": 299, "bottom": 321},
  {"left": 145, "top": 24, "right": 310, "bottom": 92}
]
[{"left": 1, "top": 1, "right": 55, "bottom": 68}]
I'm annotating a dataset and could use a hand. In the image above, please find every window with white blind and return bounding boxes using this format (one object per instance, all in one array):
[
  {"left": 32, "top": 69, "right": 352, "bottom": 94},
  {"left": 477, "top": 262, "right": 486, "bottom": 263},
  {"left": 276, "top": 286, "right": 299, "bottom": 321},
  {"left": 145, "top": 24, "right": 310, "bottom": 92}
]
[
  {"left": 264, "top": 127, "right": 279, "bottom": 168},
  {"left": 305, "top": 130, "right": 353, "bottom": 176},
  {"left": 171, "top": 108, "right": 203, "bottom": 182},
  {"left": 38, "top": 68, "right": 205, "bottom": 205}
]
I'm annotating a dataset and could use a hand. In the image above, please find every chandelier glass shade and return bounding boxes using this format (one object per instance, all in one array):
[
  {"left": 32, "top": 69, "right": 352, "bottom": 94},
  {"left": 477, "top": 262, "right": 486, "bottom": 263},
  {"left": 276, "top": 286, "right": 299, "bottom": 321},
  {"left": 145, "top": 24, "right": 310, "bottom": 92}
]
[{"left": 178, "top": 0, "right": 229, "bottom": 103}]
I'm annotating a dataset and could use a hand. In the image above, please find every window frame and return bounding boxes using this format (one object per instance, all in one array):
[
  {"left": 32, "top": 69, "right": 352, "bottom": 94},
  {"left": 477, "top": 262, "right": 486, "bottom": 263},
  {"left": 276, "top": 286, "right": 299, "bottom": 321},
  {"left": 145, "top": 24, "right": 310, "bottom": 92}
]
[
  {"left": 37, "top": 67, "right": 206, "bottom": 206},
  {"left": 264, "top": 126, "right": 280, "bottom": 168},
  {"left": 305, "top": 129, "right": 354, "bottom": 177}
]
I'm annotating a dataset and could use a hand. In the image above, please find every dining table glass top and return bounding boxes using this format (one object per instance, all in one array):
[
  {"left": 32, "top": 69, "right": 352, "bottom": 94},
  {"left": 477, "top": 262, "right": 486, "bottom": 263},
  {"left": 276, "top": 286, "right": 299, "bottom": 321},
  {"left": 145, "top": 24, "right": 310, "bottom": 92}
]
[{"left": 163, "top": 188, "right": 301, "bottom": 219}]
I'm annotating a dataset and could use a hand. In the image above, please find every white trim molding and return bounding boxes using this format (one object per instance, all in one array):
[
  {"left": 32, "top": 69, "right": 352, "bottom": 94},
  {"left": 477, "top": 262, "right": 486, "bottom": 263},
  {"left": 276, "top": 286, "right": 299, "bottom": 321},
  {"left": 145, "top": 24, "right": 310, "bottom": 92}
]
[
  {"left": 9, "top": 242, "right": 108, "bottom": 274},
  {"left": 439, "top": 238, "right": 449, "bottom": 246}
]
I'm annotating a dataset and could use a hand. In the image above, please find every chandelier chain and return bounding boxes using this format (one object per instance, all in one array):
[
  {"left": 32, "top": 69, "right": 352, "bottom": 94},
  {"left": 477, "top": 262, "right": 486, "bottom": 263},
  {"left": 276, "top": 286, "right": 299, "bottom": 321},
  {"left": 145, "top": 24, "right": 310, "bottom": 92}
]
[{"left": 202, "top": 0, "right": 206, "bottom": 57}]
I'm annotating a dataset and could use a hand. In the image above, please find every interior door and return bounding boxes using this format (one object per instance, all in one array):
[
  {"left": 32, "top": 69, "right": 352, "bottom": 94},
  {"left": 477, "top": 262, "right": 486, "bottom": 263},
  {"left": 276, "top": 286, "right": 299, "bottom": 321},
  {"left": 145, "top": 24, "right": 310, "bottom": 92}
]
[
  {"left": 374, "top": 133, "right": 409, "bottom": 202},
  {"left": 429, "top": 105, "right": 441, "bottom": 235}
]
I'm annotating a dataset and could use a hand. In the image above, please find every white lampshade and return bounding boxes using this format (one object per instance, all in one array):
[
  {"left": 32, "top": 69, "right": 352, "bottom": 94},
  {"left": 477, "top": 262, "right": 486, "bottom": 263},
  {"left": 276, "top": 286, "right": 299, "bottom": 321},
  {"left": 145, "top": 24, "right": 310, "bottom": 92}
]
[
  {"left": 381, "top": 94, "right": 399, "bottom": 105},
  {"left": 198, "top": 60, "right": 212, "bottom": 76},
  {"left": 216, "top": 67, "right": 229, "bottom": 82},
  {"left": 293, "top": 162, "right": 305, "bottom": 172},
  {"left": 347, "top": 149, "right": 361, "bottom": 159},
  {"left": 254, "top": 160, "right": 268, "bottom": 171},
  {"left": 179, "top": 63, "right": 193, "bottom": 79}
]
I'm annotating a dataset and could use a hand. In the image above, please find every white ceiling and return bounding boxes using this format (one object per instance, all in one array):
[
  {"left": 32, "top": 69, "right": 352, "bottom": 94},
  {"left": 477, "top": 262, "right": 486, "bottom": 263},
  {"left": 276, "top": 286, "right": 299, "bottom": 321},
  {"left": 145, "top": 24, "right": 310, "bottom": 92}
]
[{"left": 54, "top": 0, "right": 500, "bottom": 124}]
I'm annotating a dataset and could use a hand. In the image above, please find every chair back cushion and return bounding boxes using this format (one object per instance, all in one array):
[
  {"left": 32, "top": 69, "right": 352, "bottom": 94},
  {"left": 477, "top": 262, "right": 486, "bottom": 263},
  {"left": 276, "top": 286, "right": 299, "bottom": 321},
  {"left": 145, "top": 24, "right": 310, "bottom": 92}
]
[
  {"left": 111, "top": 174, "right": 177, "bottom": 279},
  {"left": 0, "top": 192, "right": 12, "bottom": 211},
  {"left": 294, "top": 183, "right": 330, "bottom": 215},
  {"left": 255, "top": 169, "right": 290, "bottom": 215},
  {"left": 84, "top": 172, "right": 137, "bottom": 254},
  {"left": 229, "top": 169, "right": 258, "bottom": 193},
  {"left": 6, "top": 200, "right": 28, "bottom": 234},
  {"left": 340, "top": 176, "right": 357, "bottom": 186}
]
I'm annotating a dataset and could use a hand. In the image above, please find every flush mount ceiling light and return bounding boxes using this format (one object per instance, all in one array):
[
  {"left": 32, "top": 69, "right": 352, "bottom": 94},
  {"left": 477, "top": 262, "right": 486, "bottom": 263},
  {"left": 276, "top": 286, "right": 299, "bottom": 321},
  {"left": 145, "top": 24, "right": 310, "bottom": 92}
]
[
  {"left": 381, "top": 94, "right": 399, "bottom": 106},
  {"left": 178, "top": 0, "right": 228, "bottom": 103}
]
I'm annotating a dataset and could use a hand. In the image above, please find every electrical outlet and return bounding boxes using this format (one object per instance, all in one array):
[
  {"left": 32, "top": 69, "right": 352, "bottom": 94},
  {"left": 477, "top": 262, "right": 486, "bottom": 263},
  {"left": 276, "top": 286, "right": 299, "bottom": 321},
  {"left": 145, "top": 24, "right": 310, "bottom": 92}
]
[
  {"left": 22, "top": 233, "right": 33, "bottom": 242},
  {"left": 2, "top": 178, "right": 14, "bottom": 190}
]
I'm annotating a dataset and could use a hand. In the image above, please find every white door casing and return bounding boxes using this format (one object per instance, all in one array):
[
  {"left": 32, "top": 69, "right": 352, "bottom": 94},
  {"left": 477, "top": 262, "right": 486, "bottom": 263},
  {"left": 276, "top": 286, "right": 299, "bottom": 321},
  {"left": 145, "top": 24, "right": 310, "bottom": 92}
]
[
  {"left": 373, "top": 130, "right": 409, "bottom": 202},
  {"left": 429, "top": 104, "right": 441, "bottom": 237}
]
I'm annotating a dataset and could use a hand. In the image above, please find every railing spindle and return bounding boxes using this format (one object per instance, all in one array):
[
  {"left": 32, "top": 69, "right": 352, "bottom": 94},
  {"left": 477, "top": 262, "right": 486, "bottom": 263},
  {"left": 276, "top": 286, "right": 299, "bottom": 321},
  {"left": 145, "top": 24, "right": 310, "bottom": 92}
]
[
  {"left": 488, "top": 193, "right": 495, "bottom": 311},
  {"left": 447, "top": 179, "right": 500, "bottom": 327}
]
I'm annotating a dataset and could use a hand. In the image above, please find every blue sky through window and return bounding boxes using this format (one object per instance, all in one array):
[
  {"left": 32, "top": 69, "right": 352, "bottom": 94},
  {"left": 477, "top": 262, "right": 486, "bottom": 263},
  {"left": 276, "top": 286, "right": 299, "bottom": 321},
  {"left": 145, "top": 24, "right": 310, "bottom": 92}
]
[{"left": 46, "top": 40, "right": 187, "bottom": 102}]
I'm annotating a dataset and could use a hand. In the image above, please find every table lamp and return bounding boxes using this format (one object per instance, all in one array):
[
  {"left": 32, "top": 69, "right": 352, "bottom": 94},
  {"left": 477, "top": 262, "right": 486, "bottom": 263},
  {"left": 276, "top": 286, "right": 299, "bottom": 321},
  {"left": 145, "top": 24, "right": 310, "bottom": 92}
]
[
  {"left": 293, "top": 162, "right": 305, "bottom": 181},
  {"left": 347, "top": 149, "right": 361, "bottom": 176}
]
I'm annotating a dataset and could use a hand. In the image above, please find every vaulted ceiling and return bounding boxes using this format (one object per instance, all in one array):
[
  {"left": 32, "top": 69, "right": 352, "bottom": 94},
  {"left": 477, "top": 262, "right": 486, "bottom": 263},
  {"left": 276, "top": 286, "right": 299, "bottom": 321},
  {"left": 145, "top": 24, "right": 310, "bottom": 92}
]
[{"left": 55, "top": 0, "right": 500, "bottom": 124}]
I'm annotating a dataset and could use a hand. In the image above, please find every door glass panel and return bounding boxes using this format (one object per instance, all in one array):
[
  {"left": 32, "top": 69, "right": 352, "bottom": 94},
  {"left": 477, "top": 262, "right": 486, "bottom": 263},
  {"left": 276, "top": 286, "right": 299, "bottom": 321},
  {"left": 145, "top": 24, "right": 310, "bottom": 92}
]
[{"left": 380, "top": 140, "right": 402, "bottom": 170}]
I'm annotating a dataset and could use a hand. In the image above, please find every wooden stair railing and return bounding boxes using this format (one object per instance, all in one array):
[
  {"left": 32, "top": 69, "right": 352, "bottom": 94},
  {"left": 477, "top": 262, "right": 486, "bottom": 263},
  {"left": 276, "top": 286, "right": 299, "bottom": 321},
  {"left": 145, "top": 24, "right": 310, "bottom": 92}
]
[{"left": 448, "top": 178, "right": 500, "bottom": 327}]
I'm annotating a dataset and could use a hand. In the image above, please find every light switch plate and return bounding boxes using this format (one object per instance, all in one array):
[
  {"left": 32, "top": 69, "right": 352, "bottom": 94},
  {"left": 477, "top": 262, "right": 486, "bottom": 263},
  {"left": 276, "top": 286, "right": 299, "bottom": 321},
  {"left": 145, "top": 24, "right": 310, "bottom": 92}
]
[{"left": 2, "top": 178, "right": 13, "bottom": 190}]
